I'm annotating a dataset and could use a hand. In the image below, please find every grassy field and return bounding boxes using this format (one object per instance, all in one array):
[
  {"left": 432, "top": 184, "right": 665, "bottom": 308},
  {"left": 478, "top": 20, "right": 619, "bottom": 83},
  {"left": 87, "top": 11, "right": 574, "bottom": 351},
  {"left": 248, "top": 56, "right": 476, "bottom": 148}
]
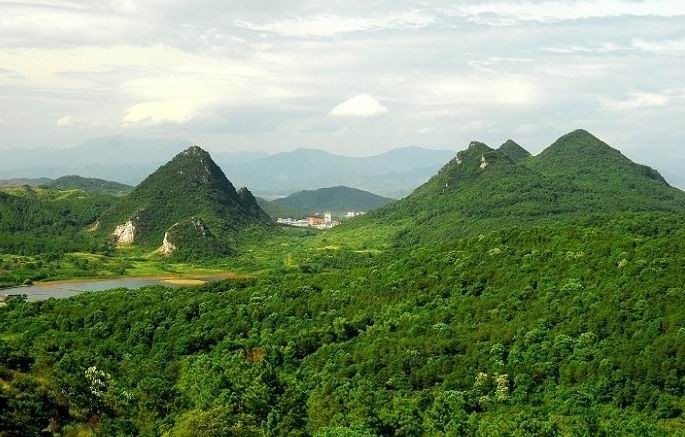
[{"left": 0, "top": 224, "right": 383, "bottom": 288}]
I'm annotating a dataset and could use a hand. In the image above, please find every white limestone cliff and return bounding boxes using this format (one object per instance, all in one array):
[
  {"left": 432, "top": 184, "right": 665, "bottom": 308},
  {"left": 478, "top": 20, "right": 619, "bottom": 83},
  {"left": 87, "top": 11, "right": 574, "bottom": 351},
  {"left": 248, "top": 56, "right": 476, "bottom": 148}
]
[
  {"left": 159, "top": 232, "right": 176, "bottom": 256},
  {"left": 112, "top": 220, "right": 136, "bottom": 244}
]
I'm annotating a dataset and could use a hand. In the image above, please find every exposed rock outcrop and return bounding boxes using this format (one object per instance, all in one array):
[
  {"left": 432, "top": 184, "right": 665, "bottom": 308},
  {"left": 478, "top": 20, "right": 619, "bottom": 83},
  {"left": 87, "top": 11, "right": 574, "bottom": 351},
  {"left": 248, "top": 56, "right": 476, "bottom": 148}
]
[
  {"left": 112, "top": 220, "right": 136, "bottom": 244},
  {"left": 159, "top": 232, "right": 176, "bottom": 256}
]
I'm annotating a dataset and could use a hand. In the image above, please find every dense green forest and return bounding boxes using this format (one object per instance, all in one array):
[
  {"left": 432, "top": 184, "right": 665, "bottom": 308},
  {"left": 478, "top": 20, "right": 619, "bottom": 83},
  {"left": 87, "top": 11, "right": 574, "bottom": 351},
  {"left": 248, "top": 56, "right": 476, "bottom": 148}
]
[
  {"left": 1, "top": 131, "right": 685, "bottom": 435},
  {"left": 257, "top": 197, "right": 307, "bottom": 220},
  {"left": 0, "top": 186, "right": 114, "bottom": 257},
  {"left": 1, "top": 214, "right": 684, "bottom": 435},
  {"left": 271, "top": 186, "right": 394, "bottom": 216},
  {"left": 47, "top": 176, "right": 133, "bottom": 196}
]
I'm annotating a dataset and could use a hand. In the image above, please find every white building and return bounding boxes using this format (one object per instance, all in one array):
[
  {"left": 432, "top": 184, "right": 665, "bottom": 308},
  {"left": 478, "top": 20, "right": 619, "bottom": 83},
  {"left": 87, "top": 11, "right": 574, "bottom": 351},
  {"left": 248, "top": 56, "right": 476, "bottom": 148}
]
[{"left": 345, "top": 211, "right": 366, "bottom": 218}]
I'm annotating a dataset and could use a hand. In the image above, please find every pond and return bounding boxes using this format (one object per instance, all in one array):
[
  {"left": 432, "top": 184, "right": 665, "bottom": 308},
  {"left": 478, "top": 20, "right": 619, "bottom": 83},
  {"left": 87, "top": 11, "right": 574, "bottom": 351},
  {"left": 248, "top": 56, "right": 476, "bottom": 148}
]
[{"left": 0, "top": 274, "right": 232, "bottom": 302}]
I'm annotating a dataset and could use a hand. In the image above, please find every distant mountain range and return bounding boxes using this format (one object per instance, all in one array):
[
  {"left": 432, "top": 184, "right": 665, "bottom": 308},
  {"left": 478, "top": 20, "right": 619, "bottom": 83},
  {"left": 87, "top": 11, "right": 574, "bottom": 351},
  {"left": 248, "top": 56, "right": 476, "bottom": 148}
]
[
  {"left": 0, "top": 136, "right": 454, "bottom": 198},
  {"left": 222, "top": 147, "right": 454, "bottom": 199},
  {"left": 0, "top": 136, "right": 267, "bottom": 186}
]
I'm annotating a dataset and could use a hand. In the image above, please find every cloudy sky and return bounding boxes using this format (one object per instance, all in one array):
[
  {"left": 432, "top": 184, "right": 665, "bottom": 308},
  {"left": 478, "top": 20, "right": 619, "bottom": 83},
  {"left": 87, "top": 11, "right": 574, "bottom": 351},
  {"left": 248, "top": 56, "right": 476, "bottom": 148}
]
[{"left": 1, "top": 0, "right": 684, "bottom": 184}]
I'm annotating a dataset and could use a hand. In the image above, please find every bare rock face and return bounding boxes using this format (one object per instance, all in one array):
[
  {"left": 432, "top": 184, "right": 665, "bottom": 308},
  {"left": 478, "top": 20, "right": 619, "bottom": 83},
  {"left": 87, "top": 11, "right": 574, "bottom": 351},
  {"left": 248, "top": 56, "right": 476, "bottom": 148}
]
[
  {"left": 480, "top": 155, "right": 489, "bottom": 170},
  {"left": 159, "top": 232, "right": 176, "bottom": 256},
  {"left": 112, "top": 220, "right": 136, "bottom": 244},
  {"left": 190, "top": 218, "right": 208, "bottom": 236}
]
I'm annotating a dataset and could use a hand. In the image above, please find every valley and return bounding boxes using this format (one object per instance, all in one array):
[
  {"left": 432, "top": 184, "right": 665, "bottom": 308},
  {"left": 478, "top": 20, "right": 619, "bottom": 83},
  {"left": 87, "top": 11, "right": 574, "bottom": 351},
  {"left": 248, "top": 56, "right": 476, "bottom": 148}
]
[{"left": 1, "top": 131, "right": 685, "bottom": 435}]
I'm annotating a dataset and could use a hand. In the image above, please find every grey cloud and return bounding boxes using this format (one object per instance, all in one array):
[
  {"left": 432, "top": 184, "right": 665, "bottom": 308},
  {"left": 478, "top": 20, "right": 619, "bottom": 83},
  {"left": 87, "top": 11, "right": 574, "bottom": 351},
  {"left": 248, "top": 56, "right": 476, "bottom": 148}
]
[{"left": 0, "top": 0, "right": 682, "bottom": 185}]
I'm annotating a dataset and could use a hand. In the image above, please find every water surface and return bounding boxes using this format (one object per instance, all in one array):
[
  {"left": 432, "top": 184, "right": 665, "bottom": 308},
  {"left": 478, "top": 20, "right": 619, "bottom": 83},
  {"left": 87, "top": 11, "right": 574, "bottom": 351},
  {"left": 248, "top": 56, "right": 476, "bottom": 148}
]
[{"left": 1, "top": 275, "right": 229, "bottom": 302}]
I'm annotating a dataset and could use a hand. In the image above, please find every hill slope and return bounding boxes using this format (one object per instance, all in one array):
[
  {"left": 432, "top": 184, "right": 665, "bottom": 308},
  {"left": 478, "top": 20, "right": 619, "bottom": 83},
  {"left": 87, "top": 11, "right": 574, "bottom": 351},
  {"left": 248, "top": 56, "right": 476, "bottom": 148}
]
[
  {"left": 256, "top": 198, "right": 306, "bottom": 220},
  {"left": 0, "top": 186, "right": 116, "bottom": 255},
  {"left": 498, "top": 139, "right": 531, "bottom": 162},
  {"left": 355, "top": 130, "right": 685, "bottom": 244},
  {"left": 524, "top": 129, "right": 684, "bottom": 212},
  {"left": 271, "top": 186, "right": 394, "bottom": 215},
  {"left": 369, "top": 141, "right": 559, "bottom": 242},
  {"left": 47, "top": 175, "right": 132, "bottom": 196},
  {"left": 2, "top": 213, "right": 684, "bottom": 435},
  {"left": 97, "top": 146, "right": 271, "bottom": 256}
]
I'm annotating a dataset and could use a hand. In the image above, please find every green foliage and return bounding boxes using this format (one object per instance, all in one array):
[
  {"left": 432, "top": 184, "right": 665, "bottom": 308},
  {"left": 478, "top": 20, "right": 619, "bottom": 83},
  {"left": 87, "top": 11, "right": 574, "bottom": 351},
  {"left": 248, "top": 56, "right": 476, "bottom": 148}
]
[
  {"left": 97, "top": 146, "right": 273, "bottom": 250},
  {"left": 257, "top": 197, "right": 307, "bottom": 220},
  {"left": 272, "top": 186, "right": 394, "bottom": 216},
  {"left": 2, "top": 130, "right": 685, "bottom": 435},
  {"left": 498, "top": 139, "right": 531, "bottom": 162},
  {"left": 0, "top": 186, "right": 115, "bottom": 256},
  {"left": 47, "top": 175, "right": 133, "bottom": 196},
  {"left": 1, "top": 214, "right": 684, "bottom": 435},
  {"left": 352, "top": 131, "right": 685, "bottom": 245}
]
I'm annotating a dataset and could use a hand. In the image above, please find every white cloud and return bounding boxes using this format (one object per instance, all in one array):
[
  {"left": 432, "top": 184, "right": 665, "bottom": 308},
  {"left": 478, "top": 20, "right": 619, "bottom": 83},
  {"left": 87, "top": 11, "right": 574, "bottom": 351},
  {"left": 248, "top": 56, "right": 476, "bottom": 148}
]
[
  {"left": 632, "top": 38, "right": 685, "bottom": 53},
  {"left": 445, "top": 0, "right": 685, "bottom": 24},
  {"left": 56, "top": 115, "right": 101, "bottom": 128},
  {"left": 540, "top": 42, "right": 626, "bottom": 54},
  {"left": 426, "top": 76, "right": 537, "bottom": 105},
  {"left": 329, "top": 94, "right": 388, "bottom": 117},
  {"left": 122, "top": 102, "right": 197, "bottom": 126},
  {"left": 235, "top": 10, "right": 434, "bottom": 37},
  {"left": 601, "top": 92, "right": 670, "bottom": 111},
  {"left": 56, "top": 115, "right": 76, "bottom": 127}
]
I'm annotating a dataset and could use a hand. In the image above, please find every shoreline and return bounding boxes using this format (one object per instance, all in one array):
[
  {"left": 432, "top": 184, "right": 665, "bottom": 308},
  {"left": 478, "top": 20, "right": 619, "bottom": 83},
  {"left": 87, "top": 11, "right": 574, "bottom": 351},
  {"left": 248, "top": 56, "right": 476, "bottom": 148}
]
[{"left": 0, "top": 271, "right": 248, "bottom": 292}]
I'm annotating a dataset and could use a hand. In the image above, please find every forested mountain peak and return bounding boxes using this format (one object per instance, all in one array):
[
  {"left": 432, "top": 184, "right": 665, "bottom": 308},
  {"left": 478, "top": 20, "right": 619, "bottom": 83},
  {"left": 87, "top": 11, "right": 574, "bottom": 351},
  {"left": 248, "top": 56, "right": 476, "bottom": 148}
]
[
  {"left": 270, "top": 185, "right": 394, "bottom": 215},
  {"left": 529, "top": 129, "right": 670, "bottom": 187},
  {"left": 445, "top": 141, "right": 518, "bottom": 178},
  {"left": 498, "top": 140, "right": 531, "bottom": 162},
  {"left": 358, "top": 130, "right": 685, "bottom": 244},
  {"left": 96, "top": 145, "right": 271, "bottom": 254},
  {"left": 368, "top": 140, "right": 558, "bottom": 242},
  {"left": 539, "top": 129, "right": 617, "bottom": 156}
]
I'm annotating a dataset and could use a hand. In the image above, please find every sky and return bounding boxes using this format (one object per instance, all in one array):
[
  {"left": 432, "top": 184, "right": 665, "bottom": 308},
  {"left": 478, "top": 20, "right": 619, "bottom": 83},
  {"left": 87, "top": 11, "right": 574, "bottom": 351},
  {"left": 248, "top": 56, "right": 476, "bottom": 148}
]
[{"left": 0, "top": 0, "right": 684, "bottom": 185}]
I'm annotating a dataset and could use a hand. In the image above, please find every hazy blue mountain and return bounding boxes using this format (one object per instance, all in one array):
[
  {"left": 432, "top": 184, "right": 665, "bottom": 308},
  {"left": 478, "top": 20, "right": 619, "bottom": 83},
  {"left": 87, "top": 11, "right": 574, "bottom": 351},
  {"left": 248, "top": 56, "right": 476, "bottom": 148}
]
[
  {"left": 0, "top": 136, "right": 267, "bottom": 185},
  {"left": 224, "top": 146, "right": 456, "bottom": 198},
  {"left": 1, "top": 140, "right": 455, "bottom": 198}
]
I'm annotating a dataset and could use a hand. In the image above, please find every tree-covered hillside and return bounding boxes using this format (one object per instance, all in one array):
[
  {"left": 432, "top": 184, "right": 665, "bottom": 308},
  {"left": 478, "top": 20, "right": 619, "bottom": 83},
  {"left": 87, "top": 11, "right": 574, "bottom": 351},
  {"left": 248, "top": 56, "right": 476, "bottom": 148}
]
[
  {"left": 1, "top": 130, "right": 684, "bottom": 435},
  {"left": 497, "top": 140, "right": 531, "bottom": 162},
  {"left": 272, "top": 186, "right": 394, "bottom": 215},
  {"left": 257, "top": 197, "right": 307, "bottom": 220},
  {"left": 97, "top": 146, "right": 272, "bottom": 256},
  {"left": 524, "top": 129, "right": 682, "bottom": 212},
  {"left": 1, "top": 213, "right": 684, "bottom": 435},
  {"left": 0, "top": 186, "right": 115, "bottom": 256},
  {"left": 47, "top": 175, "right": 133, "bottom": 196},
  {"left": 356, "top": 130, "right": 685, "bottom": 245}
]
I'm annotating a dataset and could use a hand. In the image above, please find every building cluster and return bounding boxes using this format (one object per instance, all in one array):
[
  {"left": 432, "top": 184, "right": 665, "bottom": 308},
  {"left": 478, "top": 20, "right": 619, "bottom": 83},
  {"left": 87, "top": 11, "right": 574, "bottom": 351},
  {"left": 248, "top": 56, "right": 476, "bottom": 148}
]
[
  {"left": 277, "top": 212, "right": 342, "bottom": 229},
  {"left": 345, "top": 211, "right": 366, "bottom": 218}
]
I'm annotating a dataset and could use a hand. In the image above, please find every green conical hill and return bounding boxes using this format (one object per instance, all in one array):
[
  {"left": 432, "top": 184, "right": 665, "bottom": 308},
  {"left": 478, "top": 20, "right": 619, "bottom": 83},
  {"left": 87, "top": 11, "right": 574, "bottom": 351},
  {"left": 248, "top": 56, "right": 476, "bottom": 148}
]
[{"left": 97, "top": 145, "right": 271, "bottom": 252}]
